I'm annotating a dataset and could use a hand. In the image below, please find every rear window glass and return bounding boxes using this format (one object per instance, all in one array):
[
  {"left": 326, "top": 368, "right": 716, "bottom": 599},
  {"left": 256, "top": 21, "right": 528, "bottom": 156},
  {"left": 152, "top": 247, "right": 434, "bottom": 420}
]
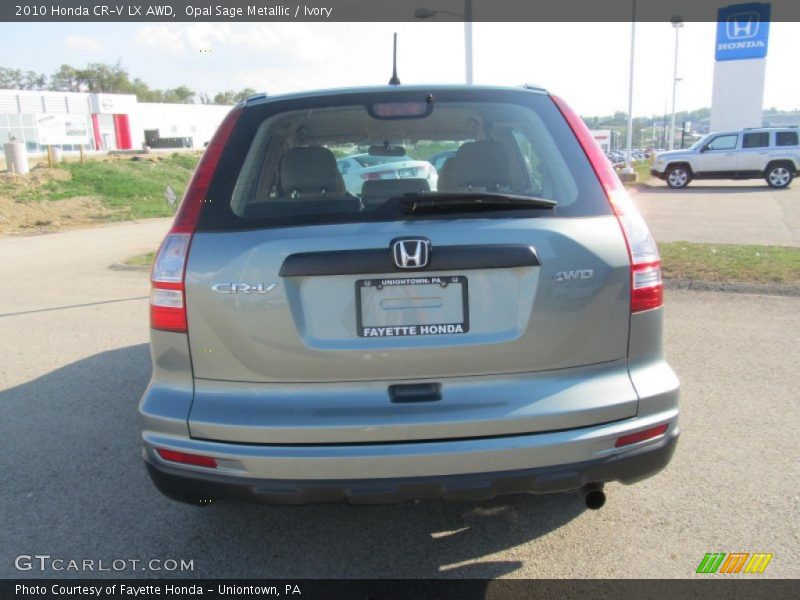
[
  {"left": 743, "top": 132, "right": 769, "bottom": 148},
  {"left": 776, "top": 131, "right": 799, "bottom": 146},
  {"left": 352, "top": 155, "right": 409, "bottom": 167},
  {"left": 199, "top": 90, "right": 611, "bottom": 230}
]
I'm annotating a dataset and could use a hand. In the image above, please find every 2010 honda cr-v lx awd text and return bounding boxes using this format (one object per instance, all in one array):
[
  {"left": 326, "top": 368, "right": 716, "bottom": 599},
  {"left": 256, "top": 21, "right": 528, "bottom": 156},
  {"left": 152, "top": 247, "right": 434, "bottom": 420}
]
[{"left": 139, "top": 85, "right": 680, "bottom": 508}]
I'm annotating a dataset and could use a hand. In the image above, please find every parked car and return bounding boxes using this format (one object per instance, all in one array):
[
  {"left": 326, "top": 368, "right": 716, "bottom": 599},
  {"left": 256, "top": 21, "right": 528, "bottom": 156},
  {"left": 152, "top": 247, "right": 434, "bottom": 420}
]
[
  {"left": 336, "top": 153, "right": 438, "bottom": 196},
  {"left": 141, "top": 84, "right": 679, "bottom": 508},
  {"left": 651, "top": 127, "right": 800, "bottom": 188}
]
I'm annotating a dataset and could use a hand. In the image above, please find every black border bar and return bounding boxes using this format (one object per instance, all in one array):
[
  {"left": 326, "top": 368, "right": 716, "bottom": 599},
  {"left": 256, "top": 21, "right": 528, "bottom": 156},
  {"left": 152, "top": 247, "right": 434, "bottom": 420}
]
[
  {"left": 2, "top": 579, "right": 799, "bottom": 599},
  {"left": 5, "top": 0, "right": 800, "bottom": 22}
]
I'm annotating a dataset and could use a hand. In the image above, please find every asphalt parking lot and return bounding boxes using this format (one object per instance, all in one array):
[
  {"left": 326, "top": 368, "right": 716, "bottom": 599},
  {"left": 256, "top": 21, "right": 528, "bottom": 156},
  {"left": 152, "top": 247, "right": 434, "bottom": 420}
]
[
  {"left": 635, "top": 179, "right": 800, "bottom": 247},
  {"left": 1, "top": 183, "right": 798, "bottom": 578}
]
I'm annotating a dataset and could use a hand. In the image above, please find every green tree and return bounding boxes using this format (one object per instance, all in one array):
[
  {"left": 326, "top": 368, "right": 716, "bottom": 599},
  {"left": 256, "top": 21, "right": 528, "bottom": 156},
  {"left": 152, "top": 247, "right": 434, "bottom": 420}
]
[
  {"left": 0, "top": 67, "right": 48, "bottom": 90},
  {"left": 212, "top": 90, "right": 237, "bottom": 104},
  {"left": 48, "top": 64, "right": 83, "bottom": 92},
  {"left": 44, "top": 62, "right": 197, "bottom": 103},
  {"left": 161, "top": 85, "right": 195, "bottom": 104},
  {"left": 213, "top": 88, "right": 257, "bottom": 105},
  {"left": 232, "top": 87, "right": 257, "bottom": 102},
  {"left": 77, "top": 62, "right": 132, "bottom": 93}
]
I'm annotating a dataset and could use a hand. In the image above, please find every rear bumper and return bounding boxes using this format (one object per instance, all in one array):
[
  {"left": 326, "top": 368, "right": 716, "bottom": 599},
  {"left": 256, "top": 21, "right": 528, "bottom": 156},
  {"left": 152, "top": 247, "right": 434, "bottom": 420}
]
[
  {"left": 142, "top": 419, "right": 679, "bottom": 504},
  {"left": 141, "top": 325, "right": 680, "bottom": 503}
]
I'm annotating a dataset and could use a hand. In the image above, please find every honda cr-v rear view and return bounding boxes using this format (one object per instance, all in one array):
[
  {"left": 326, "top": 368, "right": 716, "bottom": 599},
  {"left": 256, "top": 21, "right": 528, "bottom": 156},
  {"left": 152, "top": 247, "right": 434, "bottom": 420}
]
[{"left": 139, "top": 85, "right": 679, "bottom": 507}]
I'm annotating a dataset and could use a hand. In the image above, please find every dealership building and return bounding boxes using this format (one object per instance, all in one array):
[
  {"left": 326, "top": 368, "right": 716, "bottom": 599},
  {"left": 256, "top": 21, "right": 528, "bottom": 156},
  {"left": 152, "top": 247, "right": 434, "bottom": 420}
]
[{"left": 0, "top": 89, "right": 232, "bottom": 153}]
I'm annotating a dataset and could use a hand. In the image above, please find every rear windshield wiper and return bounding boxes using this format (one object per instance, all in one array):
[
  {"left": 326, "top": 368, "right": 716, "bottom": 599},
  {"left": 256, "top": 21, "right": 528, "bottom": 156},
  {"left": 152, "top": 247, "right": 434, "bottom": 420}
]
[{"left": 396, "top": 192, "right": 557, "bottom": 214}]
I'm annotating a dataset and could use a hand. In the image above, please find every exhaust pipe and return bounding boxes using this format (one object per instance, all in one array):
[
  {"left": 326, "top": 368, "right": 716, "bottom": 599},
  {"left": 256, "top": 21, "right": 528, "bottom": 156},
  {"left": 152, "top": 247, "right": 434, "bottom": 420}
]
[{"left": 578, "top": 483, "right": 606, "bottom": 510}]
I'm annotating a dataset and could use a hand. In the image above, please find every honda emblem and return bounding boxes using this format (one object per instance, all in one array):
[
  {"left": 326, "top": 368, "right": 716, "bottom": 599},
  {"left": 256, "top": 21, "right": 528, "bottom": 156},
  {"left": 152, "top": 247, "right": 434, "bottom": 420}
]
[{"left": 392, "top": 238, "right": 430, "bottom": 269}]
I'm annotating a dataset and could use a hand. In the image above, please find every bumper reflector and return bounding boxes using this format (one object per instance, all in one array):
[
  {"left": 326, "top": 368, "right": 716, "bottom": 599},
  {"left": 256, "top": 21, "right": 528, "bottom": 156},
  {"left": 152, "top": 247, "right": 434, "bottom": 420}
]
[
  {"left": 615, "top": 423, "right": 669, "bottom": 448},
  {"left": 156, "top": 448, "right": 217, "bottom": 468}
]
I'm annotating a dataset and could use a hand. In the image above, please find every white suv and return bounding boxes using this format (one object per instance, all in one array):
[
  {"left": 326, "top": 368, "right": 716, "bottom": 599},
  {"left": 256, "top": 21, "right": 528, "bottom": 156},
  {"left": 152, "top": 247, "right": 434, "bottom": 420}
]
[{"left": 651, "top": 128, "right": 800, "bottom": 189}]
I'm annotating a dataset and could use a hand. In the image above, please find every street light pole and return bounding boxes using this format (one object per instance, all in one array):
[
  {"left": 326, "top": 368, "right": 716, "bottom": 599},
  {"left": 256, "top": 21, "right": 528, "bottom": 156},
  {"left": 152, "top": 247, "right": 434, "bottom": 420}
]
[
  {"left": 415, "top": 1, "right": 474, "bottom": 85},
  {"left": 623, "top": 0, "right": 636, "bottom": 174},
  {"left": 414, "top": 0, "right": 472, "bottom": 85},
  {"left": 464, "top": 0, "right": 473, "bottom": 84},
  {"left": 668, "top": 16, "right": 683, "bottom": 151}
]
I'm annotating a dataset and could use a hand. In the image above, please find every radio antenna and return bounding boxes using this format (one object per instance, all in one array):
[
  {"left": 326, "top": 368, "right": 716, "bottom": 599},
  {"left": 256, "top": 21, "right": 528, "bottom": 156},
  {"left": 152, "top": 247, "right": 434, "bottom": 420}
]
[{"left": 388, "top": 33, "right": 401, "bottom": 85}]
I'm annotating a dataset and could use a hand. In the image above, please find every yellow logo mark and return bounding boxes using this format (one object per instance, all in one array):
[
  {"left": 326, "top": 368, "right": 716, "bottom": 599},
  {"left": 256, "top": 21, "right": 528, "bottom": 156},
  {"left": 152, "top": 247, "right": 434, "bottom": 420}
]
[{"left": 744, "top": 553, "right": 773, "bottom": 574}]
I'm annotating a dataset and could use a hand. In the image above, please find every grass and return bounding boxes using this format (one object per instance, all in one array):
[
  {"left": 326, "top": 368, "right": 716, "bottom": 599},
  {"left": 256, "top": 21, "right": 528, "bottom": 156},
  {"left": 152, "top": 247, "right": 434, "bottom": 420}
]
[
  {"left": 615, "top": 159, "right": 653, "bottom": 185},
  {"left": 660, "top": 242, "right": 800, "bottom": 286},
  {"left": 8, "top": 153, "right": 201, "bottom": 220},
  {"left": 125, "top": 242, "right": 800, "bottom": 287},
  {"left": 125, "top": 251, "right": 156, "bottom": 266},
  {"left": 632, "top": 160, "right": 653, "bottom": 182}
]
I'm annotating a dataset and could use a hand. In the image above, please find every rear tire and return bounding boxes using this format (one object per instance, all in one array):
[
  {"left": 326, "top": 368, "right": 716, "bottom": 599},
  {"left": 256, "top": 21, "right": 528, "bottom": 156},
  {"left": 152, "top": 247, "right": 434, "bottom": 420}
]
[
  {"left": 666, "top": 165, "right": 691, "bottom": 189},
  {"left": 765, "top": 163, "right": 794, "bottom": 188}
]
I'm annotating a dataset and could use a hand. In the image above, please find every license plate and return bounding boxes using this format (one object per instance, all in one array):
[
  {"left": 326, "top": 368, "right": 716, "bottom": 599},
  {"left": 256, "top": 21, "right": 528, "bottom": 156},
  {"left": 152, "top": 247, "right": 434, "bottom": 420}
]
[
  {"left": 356, "top": 275, "right": 469, "bottom": 338},
  {"left": 398, "top": 167, "right": 417, "bottom": 178}
]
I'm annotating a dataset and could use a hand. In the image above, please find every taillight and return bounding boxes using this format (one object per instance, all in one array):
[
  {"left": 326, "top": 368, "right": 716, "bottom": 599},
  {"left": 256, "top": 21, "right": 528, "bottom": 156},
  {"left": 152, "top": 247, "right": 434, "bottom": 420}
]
[
  {"left": 361, "top": 171, "right": 387, "bottom": 180},
  {"left": 149, "top": 105, "right": 242, "bottom": 332},
  {"left": 150, "top": 233, "right": 190, "bottom": 332},
  {"left": 551, "top": 95, "right": 663, "bottom": 313}
]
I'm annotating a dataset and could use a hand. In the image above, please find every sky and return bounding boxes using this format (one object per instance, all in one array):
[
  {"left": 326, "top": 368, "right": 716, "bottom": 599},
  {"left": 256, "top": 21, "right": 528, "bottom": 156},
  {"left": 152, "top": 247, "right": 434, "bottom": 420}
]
[{"left": 1, "top": 21, "right": 798, "bottom": 117}]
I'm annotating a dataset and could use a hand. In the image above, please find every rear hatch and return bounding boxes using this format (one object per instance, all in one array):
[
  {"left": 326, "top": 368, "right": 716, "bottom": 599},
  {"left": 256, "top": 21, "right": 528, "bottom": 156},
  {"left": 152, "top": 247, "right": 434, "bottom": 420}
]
[
  {"left": 186, "top": 217, "right": 630, "bottom": 382},
  {"left": 176, "top": 87, "right": 642, "bottom": 443}
]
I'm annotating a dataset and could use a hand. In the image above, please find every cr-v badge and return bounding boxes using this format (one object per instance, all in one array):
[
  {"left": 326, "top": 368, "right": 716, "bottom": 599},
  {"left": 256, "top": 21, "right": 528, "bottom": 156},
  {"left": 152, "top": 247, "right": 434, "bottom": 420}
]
[{"left": 212, "top": 282, "right": 277, "bottom": 294}]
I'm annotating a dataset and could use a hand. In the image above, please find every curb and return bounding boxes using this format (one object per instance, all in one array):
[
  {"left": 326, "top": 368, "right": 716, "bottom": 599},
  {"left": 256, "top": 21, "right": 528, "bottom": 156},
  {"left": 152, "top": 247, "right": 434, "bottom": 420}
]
[
  {"left": 109, "top": 262, "right": 150, "bottom": 272},
  {"left": 625, "top": 182, "right": 657, "bottom": 192},
  {"left": 664, "top": 278, "right": 800, "bottom": 297}
]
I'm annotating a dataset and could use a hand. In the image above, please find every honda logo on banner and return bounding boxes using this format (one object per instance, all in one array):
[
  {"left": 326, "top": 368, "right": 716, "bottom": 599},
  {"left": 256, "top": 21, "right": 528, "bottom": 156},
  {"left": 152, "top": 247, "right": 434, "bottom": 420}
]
[
  {"left": 727, "top": 12, "right": 759, "bottom": 39},
  {"left": 715, "top": 2, "right": 771, "bottom": 61}
]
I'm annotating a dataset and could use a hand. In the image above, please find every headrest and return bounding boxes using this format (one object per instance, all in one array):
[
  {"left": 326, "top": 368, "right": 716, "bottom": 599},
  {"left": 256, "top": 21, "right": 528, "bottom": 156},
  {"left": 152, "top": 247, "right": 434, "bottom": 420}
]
[
  {"left": 438, "top": 141, "right": 512, "bottom": 192},
  {"left": 280, "top": 147, "right": 346, "bottom": 197},
  {"left": 361, "top": 178, "right": 430, "bottom": 205}
]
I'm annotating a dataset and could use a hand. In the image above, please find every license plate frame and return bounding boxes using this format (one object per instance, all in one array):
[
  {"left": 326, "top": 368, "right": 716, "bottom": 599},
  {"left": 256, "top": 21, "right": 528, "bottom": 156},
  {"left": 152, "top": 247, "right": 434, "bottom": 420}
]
[{"left": 355, "top": 275, "right": 470, "bottom": 338}]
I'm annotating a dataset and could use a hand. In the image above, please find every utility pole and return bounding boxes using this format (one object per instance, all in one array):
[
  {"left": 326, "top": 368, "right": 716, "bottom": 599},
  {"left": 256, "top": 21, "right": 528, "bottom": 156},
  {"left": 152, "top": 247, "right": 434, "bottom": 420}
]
[
  {"left": 623, "top": 0, "right": 636, "bottom": 175},
  {"left": 668, "top": 16, "right": 683, "bottom": 150},
  {"left": 415, "top": 0, "right": 473, "bottom": 84},
  {"left": 464, "top": 0, "right": 473, "bottom": 84}
]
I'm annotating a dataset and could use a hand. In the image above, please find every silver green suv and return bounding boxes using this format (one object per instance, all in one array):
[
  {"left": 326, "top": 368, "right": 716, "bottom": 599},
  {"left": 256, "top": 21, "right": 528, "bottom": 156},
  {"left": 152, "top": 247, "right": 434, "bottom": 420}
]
[
  {"left": 651, "top": 127, "right": 800, "bottom": 189},
  {"left": 140, "top": 85, "right": 679, "bottom": 508}
]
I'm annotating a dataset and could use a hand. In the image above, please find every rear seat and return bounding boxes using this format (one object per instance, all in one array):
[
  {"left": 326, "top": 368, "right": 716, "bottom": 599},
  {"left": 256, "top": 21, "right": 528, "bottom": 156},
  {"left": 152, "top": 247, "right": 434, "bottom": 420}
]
[
  {"left": 242, "top": 146, "right": 360, "bottom": 217},
  {"left": 279, "top": 146, "right": 348, "bottom": 199},
  {"left": 438, "top": 141, "right": 513, "bottom": 192}
]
